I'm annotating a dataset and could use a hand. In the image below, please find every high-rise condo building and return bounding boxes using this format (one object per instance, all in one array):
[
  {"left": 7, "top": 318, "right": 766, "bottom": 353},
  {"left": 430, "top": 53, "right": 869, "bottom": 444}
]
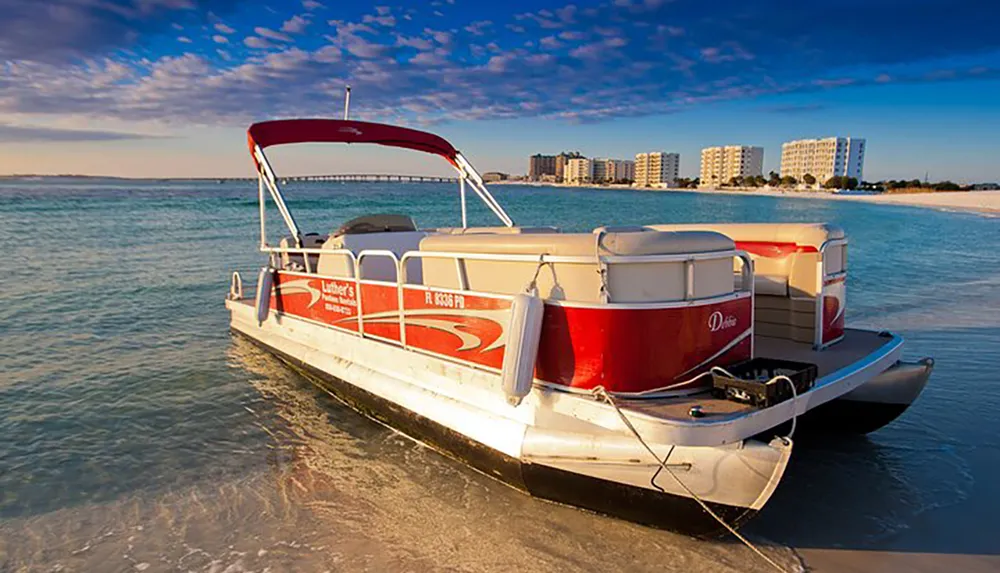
[
  {"left": 528, "top": 154, "right": 556, "bottom": 181},
  {"left": 699, "top": 146, "right": 764, "bottom": 187},
  {"left": 555, "top": 152, "right": 583, "bottom": 182},
  {"left": 565, "top": 158, "right": 593, "bottom": 185},
  {"left": 592, "top": 159, "right": 636, "bottom": 183},
  {"left": 780, "top": 137, "right": 866, "bottom": 184},
  {"left": 634, "top": 152, "right": 680, "bottom": 187}
]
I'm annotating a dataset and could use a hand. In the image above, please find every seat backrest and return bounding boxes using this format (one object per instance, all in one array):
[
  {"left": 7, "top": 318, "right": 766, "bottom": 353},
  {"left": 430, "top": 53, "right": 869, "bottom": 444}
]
[
  {"left": 428, "top": 226, "right": 560, "bottom": 235},
  {"left": 649, "top": 223, "right": 847, "bottom": 346},
  {"left": 317, "top": 231, "right": 429, "bottom": 282},
  {"left": 419, "top": 230, "right": 735, "bottom": 303},
  {"left": 278, "top": 233, "right": 328, "bottom": 271},
  {"left": 647, "top": 223, "right": 845, "bottom": 297}
]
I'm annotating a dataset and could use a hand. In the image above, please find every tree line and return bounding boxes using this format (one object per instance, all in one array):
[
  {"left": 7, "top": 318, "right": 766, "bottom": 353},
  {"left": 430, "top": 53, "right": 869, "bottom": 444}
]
[{"left": 705, "top": 173, "right": 971, "bottom": 191}]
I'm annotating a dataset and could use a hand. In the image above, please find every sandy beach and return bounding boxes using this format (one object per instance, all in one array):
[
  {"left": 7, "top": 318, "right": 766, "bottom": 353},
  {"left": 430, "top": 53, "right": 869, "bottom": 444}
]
[
  {"left": 501, "top": 181, "right": 1000, "bottom": 215},
  {"left": 688, "top": 187, "right": 1000, "bottom": 215}
]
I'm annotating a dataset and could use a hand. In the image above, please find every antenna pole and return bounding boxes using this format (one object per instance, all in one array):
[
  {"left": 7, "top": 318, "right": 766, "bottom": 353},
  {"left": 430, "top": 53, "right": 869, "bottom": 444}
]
[{"left": 344, "top": 85, "right": 352, "bottom": 120}]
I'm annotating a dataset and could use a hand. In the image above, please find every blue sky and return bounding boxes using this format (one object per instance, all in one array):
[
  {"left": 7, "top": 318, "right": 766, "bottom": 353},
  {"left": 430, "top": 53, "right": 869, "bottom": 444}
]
[{"left": 1, "top": 0, "right": 999, "bottom": 181}]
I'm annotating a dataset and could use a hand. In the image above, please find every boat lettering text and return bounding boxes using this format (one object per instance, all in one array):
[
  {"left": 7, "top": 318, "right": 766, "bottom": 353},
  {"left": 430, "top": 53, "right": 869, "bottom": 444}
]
[
  {"left": 708, "top": 311, "right": 738, "bottom": 332},
  {"left": 322, "top": 280, "right": 357, "bottom": 314},
  {"left": 425, "top": 291, "right": 465, "bottom": 309}
]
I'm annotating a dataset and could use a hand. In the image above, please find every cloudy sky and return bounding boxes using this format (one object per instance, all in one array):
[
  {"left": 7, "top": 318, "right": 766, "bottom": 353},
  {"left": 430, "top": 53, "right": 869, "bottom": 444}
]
[{"left": 1, "top": 0, "right": 999, "bottom": 180}]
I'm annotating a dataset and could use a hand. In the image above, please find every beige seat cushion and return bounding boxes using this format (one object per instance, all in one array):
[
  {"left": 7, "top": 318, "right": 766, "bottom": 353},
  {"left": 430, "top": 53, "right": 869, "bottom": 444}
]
[
  {"left": 317, "top": 231, "right": 429, "bottom": 282},
  {"left": 428, "top": 226, "right": 560, "bottom": 235},
  {"left": 419, "top": 230, "right": 735, "bottom": 303},
  {"left": 648, "top": 223, "right": 846, "bottom": 297},
  {"left": 647, "top": 223, "right": 843, "bottom": 249}
]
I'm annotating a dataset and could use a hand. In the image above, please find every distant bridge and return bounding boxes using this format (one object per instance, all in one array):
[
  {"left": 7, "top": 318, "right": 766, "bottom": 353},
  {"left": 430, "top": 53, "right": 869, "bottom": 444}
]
[{"left": 218, "top": 174, "right": 458, "bottom": 184}]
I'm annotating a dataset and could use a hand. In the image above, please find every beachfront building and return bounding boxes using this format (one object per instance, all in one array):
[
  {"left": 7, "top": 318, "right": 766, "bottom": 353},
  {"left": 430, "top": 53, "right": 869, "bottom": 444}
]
[
  {"left": 780, "top": 137, "right": 866, "bottom": 185},
  {"left": 634, "top": 152, "right": 680, "bottom": 188},
  {"left": 699, "top": 146, "right": 764, "bottom": 188},
  {"left": 565, "top": 158, "right": 593, "bottom": 185},
  {"left": 528, "top": 154, "right": 557, "bottom": 181},
  {"left": 592, "top": 158, "right": 636, "bottom": 183},
  {"left": 555, "top": 152, "right": 583, "bottom": 183}
]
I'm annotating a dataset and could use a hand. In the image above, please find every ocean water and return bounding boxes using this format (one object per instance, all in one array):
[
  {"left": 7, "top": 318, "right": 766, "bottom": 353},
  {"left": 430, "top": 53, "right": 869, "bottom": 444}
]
[{"left": 1, "top": 179, "right": 998, "bottom": 572}]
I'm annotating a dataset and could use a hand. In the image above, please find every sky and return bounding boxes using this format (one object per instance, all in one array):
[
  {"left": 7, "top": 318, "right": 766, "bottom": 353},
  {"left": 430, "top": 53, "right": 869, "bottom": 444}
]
[{"left": 1, "top": 0, "right": 999, "bottom": 182}]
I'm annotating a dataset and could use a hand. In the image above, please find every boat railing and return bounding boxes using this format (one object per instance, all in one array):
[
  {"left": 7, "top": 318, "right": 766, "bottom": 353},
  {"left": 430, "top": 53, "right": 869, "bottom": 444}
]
[
  {"left": 259, "top": 244, "right": 755, "bottom": 358},
  {"left": 814, "top": 237, "right": 849, "bottom": 349},
  {"left": 398, "top": 249, "right": 755, "bottom": 302}
]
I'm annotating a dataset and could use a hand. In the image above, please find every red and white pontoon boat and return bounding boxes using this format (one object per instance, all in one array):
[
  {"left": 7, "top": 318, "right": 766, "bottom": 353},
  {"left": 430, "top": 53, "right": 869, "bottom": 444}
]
[{"left": 226, "top": 118, "right": 933, "bottom": 536}]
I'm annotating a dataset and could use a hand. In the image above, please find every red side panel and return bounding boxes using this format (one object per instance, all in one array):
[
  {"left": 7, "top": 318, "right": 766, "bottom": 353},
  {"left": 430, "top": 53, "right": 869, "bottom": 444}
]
[
  {"left": 822, "top": 276, "right": 846, "bottom": 344},
  {"left": 535, "top": 297, "right": 752, "bottom": 392},
  {"left": 359, "top": 283, "right": 401, "bottom": 341},
  {"left": 400, "top": 287, "right": 511, "bottom": 370},
  {"left": 735, "top": 241, "right": 818, "bottom": 257},
  {"left": 271, "top": 272, "right": 360, "bottom": 332},
  {"left": 270, "top": 271, "right": 752, "bottom": 393}
]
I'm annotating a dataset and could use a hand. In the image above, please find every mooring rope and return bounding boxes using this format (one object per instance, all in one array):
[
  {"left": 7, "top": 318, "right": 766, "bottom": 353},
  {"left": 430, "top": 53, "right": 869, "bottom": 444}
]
[{"left": 590, "top": 385, "right": 793, "bottom": 573}]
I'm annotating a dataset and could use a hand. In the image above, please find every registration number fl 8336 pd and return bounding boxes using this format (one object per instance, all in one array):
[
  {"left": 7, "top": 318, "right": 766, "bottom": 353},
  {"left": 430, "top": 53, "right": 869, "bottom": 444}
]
[{"left": 425, "top": 291, "right": 465, "bottom": 309}]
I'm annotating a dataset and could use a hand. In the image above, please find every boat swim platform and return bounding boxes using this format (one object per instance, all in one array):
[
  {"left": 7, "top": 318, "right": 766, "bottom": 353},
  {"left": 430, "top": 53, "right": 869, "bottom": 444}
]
[{"left": 623, "top": 329, "right": 898, "bottom": 423}]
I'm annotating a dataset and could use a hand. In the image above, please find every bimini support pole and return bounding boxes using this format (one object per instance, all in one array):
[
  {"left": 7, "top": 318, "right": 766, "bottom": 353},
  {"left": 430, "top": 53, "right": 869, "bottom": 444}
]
[
  {"left": 459, "top": 175, "right": 468, "bottom": 228},
  {"left": 344, "top": 85, "right": 352, "bottom": 120},
  {"left": 454, "top": 152, "right": 514, "bottom": 227},
  {"left": 253, "top": 145, "right": 302, "bottom": 245},
  {"left": 258, "top": 176, "right": 267, "bottom": 249}
]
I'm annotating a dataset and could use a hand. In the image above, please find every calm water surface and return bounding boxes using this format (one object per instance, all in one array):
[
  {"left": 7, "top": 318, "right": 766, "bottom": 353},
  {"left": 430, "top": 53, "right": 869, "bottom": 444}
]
[{"left": 1, "top": 180, "right": 998, "bottom": 572}]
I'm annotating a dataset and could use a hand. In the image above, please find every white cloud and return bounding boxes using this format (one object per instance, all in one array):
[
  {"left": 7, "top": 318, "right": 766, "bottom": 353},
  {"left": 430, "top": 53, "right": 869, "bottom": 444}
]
[
  {"left": 314, "top": 45, "right": 341, "bottom": 63},
  {"left": 177, "top": 36, "right": 192, "bottom": 44},
  {"left": 397, "top": 35, "right": 434, "bottom": 51},
  {"left": 363, "top": 14, "right": 396, "bottom": 27},
  {"left": 540, "top": 36, "right": 562, "bottom": 49},
  {"left": 464, "top": 20, "right": 492, "bottom": 36},
  {"left": 425, "top": 29, "right": 452, "bottom": 45},
  {"left": 244, "top": 36, "right": 270, "bottom": 49},
  {"left": 281, "top": 15, "right": 310, "bottom": 34},
  {"left": 254, "top": 27, "right": 292, "bottom": 43},
  {"left": 212, "top": 35, "right": 227, "bottom": 44},
  {"left": 411, "top": 49, "right": 449, "bottom": 66},
  {"left": 214, "top": 23, "right": 235, "bottom": 34}
]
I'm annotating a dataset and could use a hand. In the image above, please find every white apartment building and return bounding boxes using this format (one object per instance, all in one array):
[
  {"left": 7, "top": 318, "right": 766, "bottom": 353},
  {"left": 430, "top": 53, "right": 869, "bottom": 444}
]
[
  {"left": 592, "top": 158, "right": 636, "bottom": 183},
  {"left": 699, "top": 145, "right": 764, "bottom": 187},
  {"left": 634, "top": 152, "right": 679, "bottom": 187},
  {"left": 780, "top": 137, "right": 866, "bottom": 185},
  {"left": 564, "top": 157, "right": 593, "bottom": 185}
]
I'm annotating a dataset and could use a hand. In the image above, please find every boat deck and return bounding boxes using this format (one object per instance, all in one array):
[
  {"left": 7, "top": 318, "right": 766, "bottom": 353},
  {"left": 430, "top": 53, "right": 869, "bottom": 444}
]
[{"left": 622, "top": 329, "right": 896, "bottom": 422}]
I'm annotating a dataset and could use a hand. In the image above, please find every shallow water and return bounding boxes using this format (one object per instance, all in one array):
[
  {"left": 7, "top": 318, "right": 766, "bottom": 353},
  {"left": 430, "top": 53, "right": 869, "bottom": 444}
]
[{"left": 1, "top": 179, "right": 998, "bottom": 572}]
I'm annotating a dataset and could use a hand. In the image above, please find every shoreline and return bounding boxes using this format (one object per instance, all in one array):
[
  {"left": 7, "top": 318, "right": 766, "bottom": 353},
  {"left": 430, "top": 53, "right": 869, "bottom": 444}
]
[
  {"left": 797, "top": 548, "right": 1000, "bottom": 572},
  {"left": 496, "top": 181, "right": 1000, "bottom": 216}
]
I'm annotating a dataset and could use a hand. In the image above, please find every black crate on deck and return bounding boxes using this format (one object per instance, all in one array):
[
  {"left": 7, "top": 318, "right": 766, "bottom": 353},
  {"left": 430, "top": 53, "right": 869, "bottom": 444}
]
[{"left": 711, "top": 358, "right": 818, "bottom": 408}]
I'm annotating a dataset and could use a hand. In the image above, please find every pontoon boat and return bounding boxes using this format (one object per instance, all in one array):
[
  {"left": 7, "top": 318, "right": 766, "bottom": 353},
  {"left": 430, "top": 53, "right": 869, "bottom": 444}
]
[{"left": 226, "top": 118, "right": 932, "bottom": 536}]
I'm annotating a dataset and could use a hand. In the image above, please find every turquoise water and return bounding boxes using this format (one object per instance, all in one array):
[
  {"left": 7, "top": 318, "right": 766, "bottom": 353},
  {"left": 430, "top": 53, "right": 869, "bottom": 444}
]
[{"left": 1, "top": 179, "right": 998, "bottom": 571}]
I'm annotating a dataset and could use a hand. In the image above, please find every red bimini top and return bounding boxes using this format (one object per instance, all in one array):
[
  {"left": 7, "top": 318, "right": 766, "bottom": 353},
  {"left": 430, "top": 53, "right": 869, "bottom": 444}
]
[{"left": 247, "top": 118, "right": 459, "bottom": 168}]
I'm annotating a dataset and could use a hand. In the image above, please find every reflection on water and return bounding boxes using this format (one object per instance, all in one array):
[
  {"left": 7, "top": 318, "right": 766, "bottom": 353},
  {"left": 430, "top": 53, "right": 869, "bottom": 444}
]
[
  {"left": 0, "top": 339, "right": 800, "bottom": 572},
  {"left": 1, "top": 180, "right": 998, "bottom": 572}
]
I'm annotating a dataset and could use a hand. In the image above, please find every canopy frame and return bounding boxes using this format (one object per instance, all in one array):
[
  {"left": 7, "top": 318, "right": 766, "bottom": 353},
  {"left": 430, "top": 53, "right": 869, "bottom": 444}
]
[{"left": 247, "top": 119, "right": 514, "bottom": 251}]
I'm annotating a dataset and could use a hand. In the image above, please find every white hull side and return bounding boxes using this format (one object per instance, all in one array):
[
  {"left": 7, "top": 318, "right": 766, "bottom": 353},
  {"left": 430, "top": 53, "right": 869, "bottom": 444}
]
[{"left": 227, "top": 299, "right": 791, "bottom": 517}]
